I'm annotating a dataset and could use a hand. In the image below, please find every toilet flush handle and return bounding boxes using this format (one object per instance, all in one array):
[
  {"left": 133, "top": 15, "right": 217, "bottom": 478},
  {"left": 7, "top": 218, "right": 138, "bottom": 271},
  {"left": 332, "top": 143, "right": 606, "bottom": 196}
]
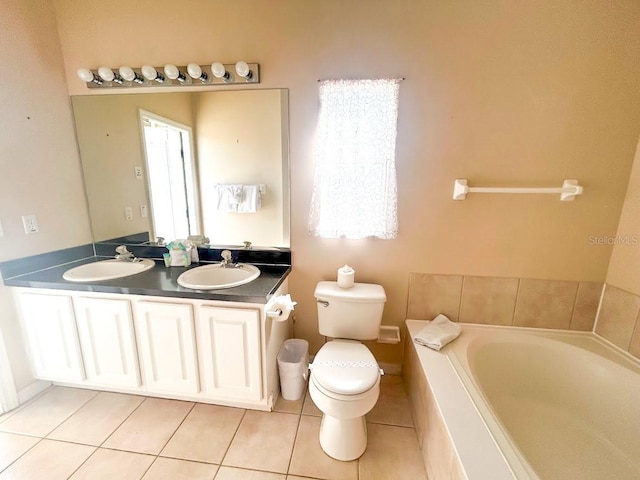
[{"left": 317, "top": 299, "right": 329, "bottom": 307}]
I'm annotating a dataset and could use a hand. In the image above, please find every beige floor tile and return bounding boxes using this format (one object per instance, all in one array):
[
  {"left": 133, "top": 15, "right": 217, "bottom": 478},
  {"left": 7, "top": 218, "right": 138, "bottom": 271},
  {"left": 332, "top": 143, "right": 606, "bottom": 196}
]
[
  {"left": 367, "top": 375, "right": 414, "bottom": 427},
  {"left": 223, "top": 411, "right": 299, "bottom": 474},
  {"left": 161, "top": 403, "right": 244, "bottom": 464},
  {"left": 143, "top": 457, "right": 218, "bottom": 480},
  {"left": 215, "top": 466, "right": 286, "bottom": 480},
  {"left": 273, "top": 388, "right": 306, "bottom": 414},
  {"left": 48, "top": 391, "right": 144, "bottom": 446},
  {"left": 288, "top": 415, "right": 357, "bottom": 480},
  {"left": 103, "top": 397, "right": 193, "bottom": 455},
  {"left": 0, "top": 387, "right": 98, "bottom": 437},
  {"left": 359, "top": 424, "right": 427, "bottom": 480},
  {"left": 69, "top": 448, "right": 154, "bottom": 479},
  {"left": 0, "top": 432, "right": 40, "bottom": 471},
  {"left": 0, "top": 439, "right": 95, "bottom": 480},
  {"left": 301, "top": 389, "right": 322, "bottom": 417},
  {"left": 287, "top": 477, "right": 322, "bottom": 480}
]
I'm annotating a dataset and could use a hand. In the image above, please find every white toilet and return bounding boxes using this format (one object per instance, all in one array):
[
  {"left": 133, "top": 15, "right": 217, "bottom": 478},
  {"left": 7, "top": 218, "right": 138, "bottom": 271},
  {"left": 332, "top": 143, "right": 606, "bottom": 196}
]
[{"left": 309, "top": 281, "right": 386, "bottom": 461}]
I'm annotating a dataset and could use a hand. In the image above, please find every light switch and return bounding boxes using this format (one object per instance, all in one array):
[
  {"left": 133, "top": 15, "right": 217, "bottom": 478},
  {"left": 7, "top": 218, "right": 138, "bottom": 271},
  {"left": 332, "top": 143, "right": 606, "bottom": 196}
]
[{"left": 140, "top": 205, "right": 148, "bottom": 218}]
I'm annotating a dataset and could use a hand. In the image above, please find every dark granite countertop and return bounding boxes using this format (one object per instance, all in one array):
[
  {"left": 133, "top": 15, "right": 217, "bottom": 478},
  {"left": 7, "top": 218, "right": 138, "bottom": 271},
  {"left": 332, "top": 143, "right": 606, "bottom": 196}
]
[{"left": 3, "top": 257, "right": 291, "bottom": 304}]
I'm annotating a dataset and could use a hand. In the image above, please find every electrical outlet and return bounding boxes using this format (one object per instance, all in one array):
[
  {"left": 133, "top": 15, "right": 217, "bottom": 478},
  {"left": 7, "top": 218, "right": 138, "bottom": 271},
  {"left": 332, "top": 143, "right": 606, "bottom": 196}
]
[
  {"left": 140, "top": 205, "right": 148, "bottom": 218},
  {"left": 22, "top": 215, "right": 39, "bottom": 234},
  {"left": 134, "top": 166, "right": 143, "bottom": 179},
  {"left": 125, "top": 207, "right": 133, "bottom": 221}
]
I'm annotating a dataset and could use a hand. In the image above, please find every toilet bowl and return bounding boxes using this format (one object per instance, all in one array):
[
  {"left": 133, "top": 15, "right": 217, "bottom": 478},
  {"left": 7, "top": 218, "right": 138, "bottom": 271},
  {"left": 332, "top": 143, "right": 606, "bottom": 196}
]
[{"left": 309, "top": 339, "right": 382, "bottom": 461}]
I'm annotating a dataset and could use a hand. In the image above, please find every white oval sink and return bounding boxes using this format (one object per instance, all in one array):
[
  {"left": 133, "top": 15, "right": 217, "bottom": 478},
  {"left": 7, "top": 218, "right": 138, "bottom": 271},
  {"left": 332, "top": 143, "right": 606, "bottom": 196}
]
[
  {"left": 177, "top": 263, "right": 260, "bottom": 290},
  {"left": 63, "top": 258, "right": 155, "bottom": 282}
]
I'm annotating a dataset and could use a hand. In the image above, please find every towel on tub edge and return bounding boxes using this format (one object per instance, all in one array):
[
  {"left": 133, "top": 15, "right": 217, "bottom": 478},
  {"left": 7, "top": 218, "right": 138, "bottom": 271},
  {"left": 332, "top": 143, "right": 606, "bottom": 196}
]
[{"left": 414, "top": 314, "right": 461, "bottom": 351}]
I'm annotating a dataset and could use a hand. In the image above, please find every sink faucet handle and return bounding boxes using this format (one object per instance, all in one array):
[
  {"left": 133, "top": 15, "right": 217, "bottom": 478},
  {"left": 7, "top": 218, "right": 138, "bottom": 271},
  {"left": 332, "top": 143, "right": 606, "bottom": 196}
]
[
  {"left": 115, "top": 245, "right": 131, "bottom": 256},
  {"left": 221, "top": 250, "right": 232, "bottom": 263},
  {"left": 243, "top": 241, "right": 252, "bottom": 249}
]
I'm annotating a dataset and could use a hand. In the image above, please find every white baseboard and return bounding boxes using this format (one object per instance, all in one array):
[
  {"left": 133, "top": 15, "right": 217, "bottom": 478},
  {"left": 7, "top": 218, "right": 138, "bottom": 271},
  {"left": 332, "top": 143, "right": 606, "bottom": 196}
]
[{"left": 18, "top": 380, "right": 51, "bottom": 404}]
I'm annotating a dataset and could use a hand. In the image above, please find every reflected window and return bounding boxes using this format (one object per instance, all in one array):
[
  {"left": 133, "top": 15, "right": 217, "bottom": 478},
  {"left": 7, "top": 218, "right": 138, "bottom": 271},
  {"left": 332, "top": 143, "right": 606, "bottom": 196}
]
[{"left": 140, "top": 110, "right": 200, "bottom": 240}]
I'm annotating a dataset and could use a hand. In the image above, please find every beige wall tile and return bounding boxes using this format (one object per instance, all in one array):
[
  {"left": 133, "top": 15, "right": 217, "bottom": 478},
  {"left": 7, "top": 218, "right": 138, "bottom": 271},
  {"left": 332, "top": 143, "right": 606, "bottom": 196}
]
[
  {"left": 69, "top": 448, "right": 154, "bottom": 480},
  {"left": 0, "top": 432, "right": 40, "bottom": 471},
  {"left": 102, "top": 398, "right": 193, "bottom": 455},
  {"left": 47, "top": 392, "right": 144, "bottom": 446},
  {"left": 160, "top": 404, "right": 244, "bottom": 464},
  {"left": 223, "top": 411, "right": 299, "bottom": 474},
  {"left": 570, "top": 282, "right": 603, "bottom": 331},
  {"left": 288, "top": 416, "right": 357, "bottom": 480},
  {"left": 367, "top": 375, "right": 414, "bottom": 427},
  {"left": 142, "top": 457, "right": 218, "bottom": 480},
  {"left": 1, "top": 439, "right": 95, "bottom": 480},
  {"left": 407, "top": 274, "right": 463, "bottom": 321},
  {"left": 513, "top": 279, "right": 579, "bottom": 329},
  {"left": 358, "top": 423, "right": 427, "bottom": 480},
  {"left": 0, "top": 387, "right": 97, "bottom": 437},
  {"left": 627, "top": 320, "right": 640, "bottom": 358},
  {"left": 459, "top": 276, "right": 518, "bottom": 326},
  {"left": 423, "top": 399, "right": 454, "bottom": 480},
  {"left": 402, "top": 334, "right": 429, "bottom": 448},
  {"left": 595, "top": 285, "right": 640, "bottom": 350}
]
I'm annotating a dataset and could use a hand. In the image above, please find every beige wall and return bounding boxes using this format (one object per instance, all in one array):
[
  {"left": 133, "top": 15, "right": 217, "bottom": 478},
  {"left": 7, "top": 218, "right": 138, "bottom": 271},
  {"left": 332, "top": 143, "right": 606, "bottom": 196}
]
[
  {"left": 0, "top": 0, "right": 93, "bottom": 390},
  {"left": 72, "top": 93, "right": 194, "bottom": 241},
  {"left": 47, "top": 0, "right": 640, "bottom": 364},
  {"left": 606, "top": 138, "right": 640, "bottom": 295},
  {"left": 195, "top": 90, "right": 285, "bottom": 246}
]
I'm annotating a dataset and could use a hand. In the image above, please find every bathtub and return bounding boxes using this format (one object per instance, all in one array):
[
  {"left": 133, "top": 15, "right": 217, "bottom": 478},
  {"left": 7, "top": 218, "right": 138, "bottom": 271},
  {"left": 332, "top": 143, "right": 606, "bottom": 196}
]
[{"left": 405, "top": 321, "right": 640, "bottom": 480}]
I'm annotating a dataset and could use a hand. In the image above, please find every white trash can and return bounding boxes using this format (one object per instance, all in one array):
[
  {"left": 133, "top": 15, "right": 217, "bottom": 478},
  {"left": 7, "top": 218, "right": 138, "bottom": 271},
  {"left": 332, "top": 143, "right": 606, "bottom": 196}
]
[{"left": 277, "top": 339, "right": 309, "bottom": 401}]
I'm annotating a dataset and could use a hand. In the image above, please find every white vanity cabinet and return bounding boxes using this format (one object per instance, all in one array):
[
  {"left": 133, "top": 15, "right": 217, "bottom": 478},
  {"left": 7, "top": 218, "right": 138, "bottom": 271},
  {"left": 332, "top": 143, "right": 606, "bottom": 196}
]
[
  {"left": 74, "top": 297, "right": 141, "bottom": 389},
  {"left": 134, "top": 301, "right": 200, "bottom": 395},
  {"left": 197, "top": 305, "right": 262, "bottom": 402},
  {"left": 14, "top": 280, "right": 289, "bottom": 411},
  {"left": 18, "top": 292, "right": 85, "bottom": 382}
]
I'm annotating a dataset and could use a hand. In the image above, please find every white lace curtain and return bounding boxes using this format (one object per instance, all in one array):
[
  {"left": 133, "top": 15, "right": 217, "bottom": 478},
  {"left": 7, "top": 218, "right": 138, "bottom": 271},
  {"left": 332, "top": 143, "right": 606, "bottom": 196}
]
[{"left": 308, "top": 78, "right": 400, "bottom": 239}]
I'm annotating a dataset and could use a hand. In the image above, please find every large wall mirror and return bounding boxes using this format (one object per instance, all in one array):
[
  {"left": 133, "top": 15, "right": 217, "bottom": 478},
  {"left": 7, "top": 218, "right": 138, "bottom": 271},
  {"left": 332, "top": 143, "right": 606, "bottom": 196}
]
[{"left": 72, "top": 89, "right": 290, "bottom": 248}]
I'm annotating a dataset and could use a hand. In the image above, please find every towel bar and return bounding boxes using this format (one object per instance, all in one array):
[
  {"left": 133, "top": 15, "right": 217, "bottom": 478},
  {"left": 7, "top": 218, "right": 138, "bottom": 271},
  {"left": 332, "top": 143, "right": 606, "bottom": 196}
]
[{"left": 453, "top": 179, "right": 583, "bottom": 201}]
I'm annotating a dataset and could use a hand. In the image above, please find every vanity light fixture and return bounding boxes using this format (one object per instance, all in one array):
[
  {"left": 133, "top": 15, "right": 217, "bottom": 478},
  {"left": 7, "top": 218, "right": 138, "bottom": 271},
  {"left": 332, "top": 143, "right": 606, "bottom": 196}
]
[
  {"left": 187, "top": 63, "right": 208, "bottom": 82},
  {"left": 164, "top": 64, "right": 189, "bottom": 83},
  {"left": 235, "top": 61, "right": 254, "bottom": 81},
  {"left": 97, "top": 66, "right": 123, "bottom": 84},
  {"left": 141, "top": 65, "right": 165, "bottom": 83},
  {"left": 119, "top": 66, "right": 144, "bottom": 84},
  {"left": 211, "top": 62, "right": 232, "bottom": 82},
  {"left": 76, "top": 68, "right": 103, "bottom": 85},
  {"left": 77, "top": 62, "right": 259, "bottom": 89}
]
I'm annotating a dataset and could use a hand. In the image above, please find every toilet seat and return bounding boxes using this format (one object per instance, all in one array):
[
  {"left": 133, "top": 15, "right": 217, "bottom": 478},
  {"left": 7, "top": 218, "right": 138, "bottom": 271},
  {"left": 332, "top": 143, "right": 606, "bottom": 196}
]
[{"left": 311, "top": 340, "right": 381, "bottom": 396}]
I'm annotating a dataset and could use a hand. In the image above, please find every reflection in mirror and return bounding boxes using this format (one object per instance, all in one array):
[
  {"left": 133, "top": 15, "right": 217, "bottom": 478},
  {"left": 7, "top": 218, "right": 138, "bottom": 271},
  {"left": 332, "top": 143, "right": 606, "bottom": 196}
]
[{"left": 72, "top": 89, "right": 290, "bottom": 248}]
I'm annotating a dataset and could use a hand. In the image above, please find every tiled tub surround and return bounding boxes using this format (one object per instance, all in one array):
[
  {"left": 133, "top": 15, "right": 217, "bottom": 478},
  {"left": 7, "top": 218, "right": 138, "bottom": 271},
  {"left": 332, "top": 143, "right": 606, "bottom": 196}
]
[
  {"left": 407, "top": 273, "right": 602, "bottom": 332},
  {"left": 595, "top": 283, "right": 640, "bottom": 358}
]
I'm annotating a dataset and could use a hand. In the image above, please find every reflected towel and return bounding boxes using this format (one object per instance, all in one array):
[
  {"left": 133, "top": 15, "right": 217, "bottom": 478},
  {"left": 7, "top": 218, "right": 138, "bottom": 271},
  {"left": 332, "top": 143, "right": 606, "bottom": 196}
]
[
  {"left": 414, "top": 314, "right": 461, "bottom": 351},
  {"left": 237, "top": 185, "right": 262, "bottom": 213},
  {"left": 215, "top": 184, "right": 243, "bottom": 212}
]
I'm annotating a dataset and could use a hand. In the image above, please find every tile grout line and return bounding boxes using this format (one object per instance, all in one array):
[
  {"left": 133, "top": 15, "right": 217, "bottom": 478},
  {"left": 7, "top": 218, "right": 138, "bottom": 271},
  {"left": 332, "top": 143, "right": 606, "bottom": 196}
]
[
  {"left": 217, "top": 407, "right": 248, "bottom": 470},
  {"left": 98, "top": 394, "right": 149, "bottom": 449},
  {"left": 0, "top": 435, "right": 46, "bottom": 475},
  {"left": 284, "top": 408, "right": 303, "bottom": 476}
]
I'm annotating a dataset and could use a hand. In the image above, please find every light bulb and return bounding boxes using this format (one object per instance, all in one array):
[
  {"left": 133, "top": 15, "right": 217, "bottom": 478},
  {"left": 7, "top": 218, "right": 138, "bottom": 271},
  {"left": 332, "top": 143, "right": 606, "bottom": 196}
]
[
  {"left": 164, "top": 64, "right": 180, "bottom": 79},
  {"left": 235, "top": 61, "right": 251, "bottom": 79},
  {"left": 141, "top": 65, "right": 159, "bottom": 81},
  {"left": 211, "top": 62, "right": 231, "bottom": 81},
  {"left": 119, "top": 66, "right": 136, "bottom": 81},
  {"left": 187, "top": 63, "right": 206, "bottom": 80},
  {"left": 76, "top": 68, "right": 96, "bottom": 83},
  {"left": 97, "top": 66, "right": 115, "bottom": 82}
]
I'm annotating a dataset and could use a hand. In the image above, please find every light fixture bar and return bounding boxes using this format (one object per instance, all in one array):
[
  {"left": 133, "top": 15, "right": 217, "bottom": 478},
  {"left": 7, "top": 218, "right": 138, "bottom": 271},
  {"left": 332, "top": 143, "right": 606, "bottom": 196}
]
[{"left": 80, "top": 63, "right": 259, "bottom": 89}]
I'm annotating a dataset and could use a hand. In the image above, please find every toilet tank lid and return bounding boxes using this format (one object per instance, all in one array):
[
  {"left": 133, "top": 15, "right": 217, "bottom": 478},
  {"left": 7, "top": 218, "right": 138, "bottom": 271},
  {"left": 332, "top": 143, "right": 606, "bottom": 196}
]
[{"left": 315, "top": 281, "right": 386, "bottom": 302}]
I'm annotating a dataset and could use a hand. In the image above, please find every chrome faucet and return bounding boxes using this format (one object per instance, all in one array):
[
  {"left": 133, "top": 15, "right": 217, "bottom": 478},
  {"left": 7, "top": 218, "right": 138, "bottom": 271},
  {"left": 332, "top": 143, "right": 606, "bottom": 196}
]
[
  {"left": 220, "top": 250, "right": 236, "bottom": 268},
  {"left": 115, "top": 245, "right": 140, "bottom": 262}
]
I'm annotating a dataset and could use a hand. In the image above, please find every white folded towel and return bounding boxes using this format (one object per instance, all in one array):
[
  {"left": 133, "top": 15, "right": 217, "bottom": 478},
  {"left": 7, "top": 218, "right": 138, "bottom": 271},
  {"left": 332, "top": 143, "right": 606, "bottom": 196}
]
[
  {"left": 215, "top": 184, "right": 243, "bottom": 212},
  {"left": 414, "top": 314, "right": 461, "bottom": 351},
  {"left": 237, "top": 185, "right": 262, "bottom": 213}
]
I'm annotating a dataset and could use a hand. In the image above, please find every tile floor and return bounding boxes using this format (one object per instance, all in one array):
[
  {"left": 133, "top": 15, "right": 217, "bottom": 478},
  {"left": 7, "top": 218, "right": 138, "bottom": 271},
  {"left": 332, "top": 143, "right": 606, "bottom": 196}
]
[{"left": 0, "top": 376, "right": 427, "bottom": 480}]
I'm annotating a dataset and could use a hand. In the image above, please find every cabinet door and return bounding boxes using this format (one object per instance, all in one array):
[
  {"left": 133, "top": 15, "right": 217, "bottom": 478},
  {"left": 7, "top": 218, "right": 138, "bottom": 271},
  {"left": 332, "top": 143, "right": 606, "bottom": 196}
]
[
  {"left": 19, "top": 292, "right": 85, "bottom": 382},
  {"left": 75, "top": 297, "right": 141, "bottom": 388},
  {"left": 135, "top": 302, "right": 200, "bottom": 394},
  {"left": 197, "top": 306, "right": 262, "bottom": 401}
]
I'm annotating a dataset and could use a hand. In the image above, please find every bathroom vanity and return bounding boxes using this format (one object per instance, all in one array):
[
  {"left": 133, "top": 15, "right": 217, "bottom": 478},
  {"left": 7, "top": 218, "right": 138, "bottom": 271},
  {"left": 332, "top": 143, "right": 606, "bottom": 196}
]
[{"left": 1, "top": 246, "right": 292, "bottom": 411}]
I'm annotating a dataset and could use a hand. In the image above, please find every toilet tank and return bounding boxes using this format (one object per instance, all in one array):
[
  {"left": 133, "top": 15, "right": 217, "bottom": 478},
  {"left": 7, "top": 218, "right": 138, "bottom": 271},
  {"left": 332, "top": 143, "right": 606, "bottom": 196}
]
[{"left": 314, "top": 281, "right": 386, "bottom": 340}]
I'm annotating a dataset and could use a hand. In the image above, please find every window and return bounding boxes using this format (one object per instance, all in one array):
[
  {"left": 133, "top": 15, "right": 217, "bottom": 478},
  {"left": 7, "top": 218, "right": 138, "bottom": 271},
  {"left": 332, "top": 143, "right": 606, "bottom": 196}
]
[{"left": 308, "top": 78, "right": 401, "bottom": 239}]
